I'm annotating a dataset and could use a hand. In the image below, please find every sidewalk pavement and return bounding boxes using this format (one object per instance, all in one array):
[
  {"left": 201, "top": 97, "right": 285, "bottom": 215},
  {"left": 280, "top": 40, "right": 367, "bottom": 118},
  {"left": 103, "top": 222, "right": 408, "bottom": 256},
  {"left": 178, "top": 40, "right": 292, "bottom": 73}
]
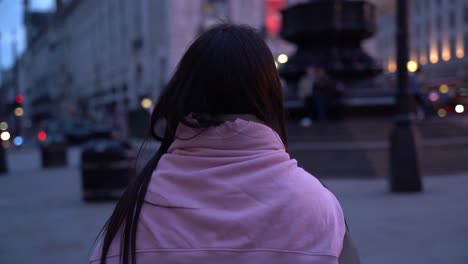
[
  {"left": 0, "top": 148, "right": 467, "bottom": 264},
  {"left": 324, "top": 175, "right": 468, "bottom": 264}
]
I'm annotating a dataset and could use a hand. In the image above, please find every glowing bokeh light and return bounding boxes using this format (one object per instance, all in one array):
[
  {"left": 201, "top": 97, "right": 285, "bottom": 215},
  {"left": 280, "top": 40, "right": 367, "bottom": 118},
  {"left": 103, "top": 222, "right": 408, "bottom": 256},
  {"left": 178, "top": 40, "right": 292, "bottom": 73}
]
[
  {"left": 140, "top": 98, "right": 153, "bottom": 109},
  {"left": 0, "top": 122, "right": 8, "bottom": 131},
  {"left": 277, "top": 54, "right": 288, "bottom": 64},
  {"left": 439, "top": 84, "right": 449, "bottom": 94},
  {"left": 428, "top": 91, "right": 439, "bottom": 102},
  {"left": 13, "top": 136, "right": 24, "bottom": 146},
  {"left": 1, "top": 131, "right": 11, "bottom": 141},
  {"left": 407, "top": 60, "right": 418, "bottom": 72},
  {"left": 437, "top": 109, "right": 447, "bottom": 117},
  {"left": 455, "top": 104, "right": 465, "bottom": 114},
  {"left": 37, "top": 131, "right": 47, "bottom": 142}
]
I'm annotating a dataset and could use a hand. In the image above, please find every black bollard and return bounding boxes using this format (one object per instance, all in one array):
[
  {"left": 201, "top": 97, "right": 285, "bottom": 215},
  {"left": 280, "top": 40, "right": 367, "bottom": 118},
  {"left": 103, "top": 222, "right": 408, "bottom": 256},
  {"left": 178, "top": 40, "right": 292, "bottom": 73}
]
[
  {"left": 81, "top": 139, "right": 136, "bottom": 201},
  {"left": 40, "top": 142, "right": 68, "bottom": 168},
  {"left": 0, "top": 145, "right": 7, "bottom": 174}
]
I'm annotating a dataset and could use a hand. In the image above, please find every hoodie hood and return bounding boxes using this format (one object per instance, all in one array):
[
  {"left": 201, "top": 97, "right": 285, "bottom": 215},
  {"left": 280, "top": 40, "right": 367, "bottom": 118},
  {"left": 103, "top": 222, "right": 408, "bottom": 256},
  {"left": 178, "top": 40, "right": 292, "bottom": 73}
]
[{"left": 92, "top": 118, "right": 345, "bottom": 264}]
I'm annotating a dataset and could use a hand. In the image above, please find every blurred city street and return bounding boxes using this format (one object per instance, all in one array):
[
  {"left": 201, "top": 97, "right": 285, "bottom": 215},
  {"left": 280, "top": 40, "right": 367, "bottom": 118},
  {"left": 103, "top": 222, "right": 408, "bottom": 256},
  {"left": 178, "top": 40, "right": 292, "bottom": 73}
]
[
  {"left": 1, "top": 119, "right": 468, "bottom": 264},
  {"left": 1, "top": 0, "right": 468, "bottom": 263},
  {"left": 0, "top": 147, "right": 114, "bottom": 264}
]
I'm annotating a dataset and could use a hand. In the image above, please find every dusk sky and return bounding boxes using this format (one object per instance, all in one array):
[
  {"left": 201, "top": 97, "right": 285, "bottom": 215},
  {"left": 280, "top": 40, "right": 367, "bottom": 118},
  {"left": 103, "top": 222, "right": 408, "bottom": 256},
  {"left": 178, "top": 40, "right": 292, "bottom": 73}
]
[{"left": 0, "top": 0, "right": 54, "bottom": 70}]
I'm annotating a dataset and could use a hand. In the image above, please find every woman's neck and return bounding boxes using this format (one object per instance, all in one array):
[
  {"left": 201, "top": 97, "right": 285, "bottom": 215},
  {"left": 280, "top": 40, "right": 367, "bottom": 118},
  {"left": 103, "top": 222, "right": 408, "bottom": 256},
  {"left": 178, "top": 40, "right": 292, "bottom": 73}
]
[
  {"left": 215, "top": 114, "right": 260, "bottom": 122},
  {"left": 191, "top": 113, "right": 259, "bottom": 122}
]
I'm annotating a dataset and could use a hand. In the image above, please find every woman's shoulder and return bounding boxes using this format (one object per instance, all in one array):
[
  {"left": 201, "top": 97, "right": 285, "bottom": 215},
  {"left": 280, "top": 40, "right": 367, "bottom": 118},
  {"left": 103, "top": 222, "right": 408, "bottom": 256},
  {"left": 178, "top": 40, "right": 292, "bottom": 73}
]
[
  {"left": 290, "top": 167, "right": 344, "bottom": 221},
  {"left": 281, "top": 166, "right": 346, "bottom": 256}
]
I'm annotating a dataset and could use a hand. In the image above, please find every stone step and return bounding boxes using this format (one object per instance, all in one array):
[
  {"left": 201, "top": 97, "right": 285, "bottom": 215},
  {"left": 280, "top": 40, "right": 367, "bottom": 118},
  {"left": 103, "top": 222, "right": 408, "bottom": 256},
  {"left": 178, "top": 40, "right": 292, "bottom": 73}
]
[{"left": 287, "top": 116, "right": 468, "bottom": 178}]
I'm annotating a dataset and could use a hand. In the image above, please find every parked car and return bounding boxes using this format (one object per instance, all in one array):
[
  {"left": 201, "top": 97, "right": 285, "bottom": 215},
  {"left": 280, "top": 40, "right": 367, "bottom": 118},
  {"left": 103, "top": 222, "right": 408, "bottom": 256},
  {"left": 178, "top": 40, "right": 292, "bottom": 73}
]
[
  {"left": 37, "top": 119, "right": 114, "bottom": 145},
  {"left": 36, "top": 119, "right": 67, "bottom": 145}
]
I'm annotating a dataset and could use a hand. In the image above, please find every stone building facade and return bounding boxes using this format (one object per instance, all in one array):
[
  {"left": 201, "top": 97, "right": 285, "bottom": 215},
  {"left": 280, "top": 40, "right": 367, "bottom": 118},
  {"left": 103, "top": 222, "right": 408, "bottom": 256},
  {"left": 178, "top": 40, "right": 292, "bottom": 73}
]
[
  {"left": 374, "top": 0, "right": 468, "bottom": 87},
  {"left": 17, "top": 0, "right": 299, "bottom": 126}
]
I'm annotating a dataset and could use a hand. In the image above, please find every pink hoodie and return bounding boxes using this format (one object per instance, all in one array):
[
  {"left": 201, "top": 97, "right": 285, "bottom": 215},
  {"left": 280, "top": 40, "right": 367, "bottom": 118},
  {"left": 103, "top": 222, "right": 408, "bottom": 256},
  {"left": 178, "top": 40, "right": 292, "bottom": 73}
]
[{"left": 91, "top": 119, "right": 345, "bottom": 264}]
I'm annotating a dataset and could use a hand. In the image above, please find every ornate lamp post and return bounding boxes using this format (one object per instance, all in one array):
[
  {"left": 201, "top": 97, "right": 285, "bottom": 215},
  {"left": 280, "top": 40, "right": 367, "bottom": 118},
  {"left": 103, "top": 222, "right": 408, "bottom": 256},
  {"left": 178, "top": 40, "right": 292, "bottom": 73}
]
[{"left": 389, "top": 0, "right": 423, "bottom": 192}]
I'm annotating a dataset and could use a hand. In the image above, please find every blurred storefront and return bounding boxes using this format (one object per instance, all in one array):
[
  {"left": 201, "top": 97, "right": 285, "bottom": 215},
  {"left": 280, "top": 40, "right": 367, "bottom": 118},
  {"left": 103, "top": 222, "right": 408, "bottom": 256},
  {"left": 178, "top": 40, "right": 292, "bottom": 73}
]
[{"left": 373, "top": 0, "right": 468, "bottom": 116}]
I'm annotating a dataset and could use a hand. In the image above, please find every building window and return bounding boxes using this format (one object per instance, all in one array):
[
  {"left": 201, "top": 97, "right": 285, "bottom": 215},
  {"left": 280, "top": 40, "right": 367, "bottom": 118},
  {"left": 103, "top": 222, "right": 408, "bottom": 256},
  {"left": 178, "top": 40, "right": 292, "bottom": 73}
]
[
  {"left": 417, "top": 0, "right": 428, "bottom": 11},
  {"left": 436, "top": 15, "right": 442, "bottom": 33},
  {"left": 135, "top": 63, "right": 143, "bottom": 81},
  {"left": 211, "top": 0, "right": 229, "bottom": 19},
  {"left": 420, "top": 44, "right": 428, "bottom": 65},
  {"left": 449, "top": 11, "right": 456, "bottom": 28},
  {"left": 119, "top": 0, "right": 128, "bottom": 52},
  {"left": 133, "top": 0, "right": 142, "bottom": 38},
  {"left": 464, "top": 33, "right": 468, "bottom": 55},
  {"left": 426, "top": 40, "right": 431, "bottom": 61},
  {"left": 451, "top": 37, "right": 456, "bottom": 59},
  {"left": 414, "top": 23, "right": 419, "bottom": 39},
  {"left": 464, "top": 6, "right": 468, "bottom": 24},
  {"left": 438, "top": 37, "right": 443, "bottom": 59},
  {"left": 201, "top": 0, "right": 229, "bottom": 30},
  {"left": 427, "top": 18, "right": 431, "bottom": 37},
  {"left": 413, "top": 0, "right": 419, "bottom": 13},
  {"left": 412, "top": 46, "right": 419, "bottom": 62}
]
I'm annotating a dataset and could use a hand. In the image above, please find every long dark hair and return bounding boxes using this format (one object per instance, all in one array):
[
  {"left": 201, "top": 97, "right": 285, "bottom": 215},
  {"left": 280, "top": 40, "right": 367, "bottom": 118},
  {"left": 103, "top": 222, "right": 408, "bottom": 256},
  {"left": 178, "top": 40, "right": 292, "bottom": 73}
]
[{"left": 98, "top": 24, "right": 288, "bottom": 264}]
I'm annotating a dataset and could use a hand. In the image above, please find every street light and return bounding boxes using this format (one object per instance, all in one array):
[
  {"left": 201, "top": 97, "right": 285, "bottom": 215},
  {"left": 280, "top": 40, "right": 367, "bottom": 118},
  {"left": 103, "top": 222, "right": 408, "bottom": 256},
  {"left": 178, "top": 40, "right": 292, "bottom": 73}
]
[
  {"left": 37, "top": 130, "right": 47, "bottom": 142},
  {"left": 13, "top": 136, "right": 23, "bottom": 146},
  {"left": 15, "top": 94, "right": 24, "bottom": 104},
  {"left": 1, "top": 131, "right": 11, "bottom": 141},
  {"left": 406, "top": 60, "right": 418, "bottom": 73},
  {"left": 14, "top": 107, "right": 24, "bottom": 117},
  {"left": 277, "top": 54, "right": 288, "bottom": 64},
  {"left": 140, "top": 98, "right": 153, "bottom": 109},
  {"left": 437, "top": 109, "right": 447, "bottom": 117},
  {"left": 389, "top": 0, "right": 423, "bottom": 192},
  {"left": 455, "top": 104, "right": 464, "bottom": 114},
  {"left": 439, "top": 84, "right": 449, "bottom": 94},
  {"left": 0, "top": 122, "right": 7, "bottom": 131}
]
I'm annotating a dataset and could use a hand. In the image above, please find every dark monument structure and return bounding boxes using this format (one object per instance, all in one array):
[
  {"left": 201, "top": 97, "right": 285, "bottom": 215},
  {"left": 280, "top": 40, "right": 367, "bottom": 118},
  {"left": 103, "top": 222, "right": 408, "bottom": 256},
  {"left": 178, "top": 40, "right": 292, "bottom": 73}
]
[
  {"left": 279, "top": 0, "right": 422, "bottom": 192},
  {"left": 279, "top": 0, "right": 383, "bottom": 115}
]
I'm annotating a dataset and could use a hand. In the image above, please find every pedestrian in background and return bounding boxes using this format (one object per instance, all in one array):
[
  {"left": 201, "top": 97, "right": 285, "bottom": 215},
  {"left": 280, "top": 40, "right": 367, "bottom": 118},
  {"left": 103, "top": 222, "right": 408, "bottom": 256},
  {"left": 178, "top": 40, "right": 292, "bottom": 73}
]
[
  {"left": 91, "top": 24, "right": 353, "bottom": 264},
  {"left": 312, "top": 68, "right": 336, "bottom": 122},
  {"left": 410, "top": 67, "right": 430, "bottom": 119},
  {"left": 299, "top": 67, "right": 316, "bottom": 127}
]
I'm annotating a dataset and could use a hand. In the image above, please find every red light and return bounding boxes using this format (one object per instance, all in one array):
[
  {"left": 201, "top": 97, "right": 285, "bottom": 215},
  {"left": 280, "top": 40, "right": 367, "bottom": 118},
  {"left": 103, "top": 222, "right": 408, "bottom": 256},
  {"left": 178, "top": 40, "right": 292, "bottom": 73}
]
[
  {"left": 15, "top": 94, "right": 24, "bottom": 104},
  {"left": 264, "top": 0, "right": 285, "bottom": 37},
  {"left": 37, "top": 131, "right": 47, "bottom": 142}
]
